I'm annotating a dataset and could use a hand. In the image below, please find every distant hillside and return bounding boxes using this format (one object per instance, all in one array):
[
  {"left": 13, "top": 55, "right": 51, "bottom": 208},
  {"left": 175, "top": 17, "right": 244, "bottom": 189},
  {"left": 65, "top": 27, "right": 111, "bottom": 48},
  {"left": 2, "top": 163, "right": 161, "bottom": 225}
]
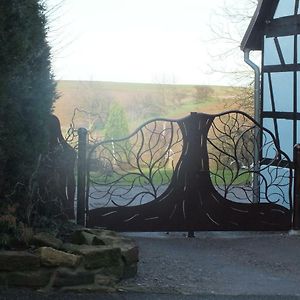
[{"left": 53, "top": 80, "right": 247, "bottom": 136}]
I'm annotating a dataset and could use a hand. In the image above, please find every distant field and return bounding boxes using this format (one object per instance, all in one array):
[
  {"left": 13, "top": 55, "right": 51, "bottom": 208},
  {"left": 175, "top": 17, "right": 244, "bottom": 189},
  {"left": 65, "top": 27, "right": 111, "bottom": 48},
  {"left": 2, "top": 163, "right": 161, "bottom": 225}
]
[{"left": 53, "top": 80, "right": 248, "bottom": 137}]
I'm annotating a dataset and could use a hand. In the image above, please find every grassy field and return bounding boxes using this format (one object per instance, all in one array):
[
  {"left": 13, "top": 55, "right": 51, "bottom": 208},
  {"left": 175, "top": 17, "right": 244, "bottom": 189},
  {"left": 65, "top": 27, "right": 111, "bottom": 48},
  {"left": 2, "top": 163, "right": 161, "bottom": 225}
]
[{"left": 53, "top": 80, "right": 247, "bottom": 136}]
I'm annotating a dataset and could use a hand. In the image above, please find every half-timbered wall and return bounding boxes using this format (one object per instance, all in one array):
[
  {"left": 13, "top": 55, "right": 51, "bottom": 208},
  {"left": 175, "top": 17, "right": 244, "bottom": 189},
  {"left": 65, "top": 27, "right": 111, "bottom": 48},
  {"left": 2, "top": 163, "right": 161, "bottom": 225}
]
[{"left": 262, "top": 0, "right": 300, "bottom": 160}]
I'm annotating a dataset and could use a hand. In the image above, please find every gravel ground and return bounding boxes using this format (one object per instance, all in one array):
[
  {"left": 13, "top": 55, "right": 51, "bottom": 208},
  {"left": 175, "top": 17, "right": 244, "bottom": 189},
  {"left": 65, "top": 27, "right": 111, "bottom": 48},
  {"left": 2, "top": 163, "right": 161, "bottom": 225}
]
[{"left": 121, "top": 231, "right": 300, "bottom": 296}]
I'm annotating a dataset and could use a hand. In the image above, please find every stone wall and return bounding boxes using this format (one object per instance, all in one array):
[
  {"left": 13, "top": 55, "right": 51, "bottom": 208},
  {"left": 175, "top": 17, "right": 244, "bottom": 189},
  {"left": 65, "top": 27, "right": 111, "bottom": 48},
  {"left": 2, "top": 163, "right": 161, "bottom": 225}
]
[{"left": 0, "top": 229, "right": 138, "bottom": 292}]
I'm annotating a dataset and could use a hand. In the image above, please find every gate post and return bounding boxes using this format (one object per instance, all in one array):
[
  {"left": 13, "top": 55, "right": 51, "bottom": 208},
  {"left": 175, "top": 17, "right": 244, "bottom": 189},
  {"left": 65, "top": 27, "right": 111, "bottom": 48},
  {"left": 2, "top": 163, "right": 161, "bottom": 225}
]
[
  {"left": 293, "top": 144, "right": 300, "bottom": 230},
  {"left": 77, "top": 128, "right": 88, "bottom": 226}
]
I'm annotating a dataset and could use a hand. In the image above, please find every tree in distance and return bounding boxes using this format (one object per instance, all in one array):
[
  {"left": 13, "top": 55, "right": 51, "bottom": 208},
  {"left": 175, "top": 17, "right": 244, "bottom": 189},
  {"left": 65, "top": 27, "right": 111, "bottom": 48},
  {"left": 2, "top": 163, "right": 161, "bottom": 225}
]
[{"left": 104, "top": 102, "right": 130, "bottom": 141}]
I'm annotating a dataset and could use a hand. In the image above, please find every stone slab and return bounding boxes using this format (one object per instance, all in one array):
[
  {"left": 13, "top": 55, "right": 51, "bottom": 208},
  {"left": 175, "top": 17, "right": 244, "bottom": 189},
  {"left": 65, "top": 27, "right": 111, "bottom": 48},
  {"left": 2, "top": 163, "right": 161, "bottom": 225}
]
[
  {"left": 37, "top": 247, "right": 81, "bottom": 268},
  {"left": 0, "top": 269, "right": 52, "bottom": 287},
  {"left": 80, "top": 246, "right": 122, "bottom": 270},
  {"left": 53, "top": 269, "right": 94, "bottom": 287},
  {"left": 0, "top": 251, "right": 40, "bottom": 271},
  {"left": 32, "top": 232, "right": 63, "bottom": 249},
  {"left": 61, "top": 244, "right": 123, "bottom": 270}
]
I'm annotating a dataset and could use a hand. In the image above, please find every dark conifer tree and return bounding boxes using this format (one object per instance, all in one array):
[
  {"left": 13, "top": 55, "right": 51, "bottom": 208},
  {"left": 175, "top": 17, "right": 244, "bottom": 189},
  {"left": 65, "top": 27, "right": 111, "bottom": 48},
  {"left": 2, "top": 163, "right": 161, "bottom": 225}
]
[{"left": 0, "top": 0, "right": 56, "bottom": 202}]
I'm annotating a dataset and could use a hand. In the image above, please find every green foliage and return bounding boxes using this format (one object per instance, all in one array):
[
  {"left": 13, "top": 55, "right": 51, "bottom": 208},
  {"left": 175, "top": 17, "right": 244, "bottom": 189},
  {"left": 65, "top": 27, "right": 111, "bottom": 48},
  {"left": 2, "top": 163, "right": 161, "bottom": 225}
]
[
  {"left": 104, "top": 103, "right": 130, "bottom": 140},
  {"left": 0, "top": 0, "right": 56, "bottom": 218}
]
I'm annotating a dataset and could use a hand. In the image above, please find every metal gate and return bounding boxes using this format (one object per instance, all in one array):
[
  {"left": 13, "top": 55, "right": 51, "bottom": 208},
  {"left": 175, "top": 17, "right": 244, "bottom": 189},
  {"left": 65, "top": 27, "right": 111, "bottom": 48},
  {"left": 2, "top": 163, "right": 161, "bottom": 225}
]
[{"left": 77, "top": 111, "right": 294, "bottom": 231}]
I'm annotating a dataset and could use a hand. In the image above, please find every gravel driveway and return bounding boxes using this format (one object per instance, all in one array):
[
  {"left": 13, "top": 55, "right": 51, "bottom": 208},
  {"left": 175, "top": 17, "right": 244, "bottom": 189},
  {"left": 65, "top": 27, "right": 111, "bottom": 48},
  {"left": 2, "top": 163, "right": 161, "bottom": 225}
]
[{"left": 121, "top": 231, "right": 300, "bottom": 296}]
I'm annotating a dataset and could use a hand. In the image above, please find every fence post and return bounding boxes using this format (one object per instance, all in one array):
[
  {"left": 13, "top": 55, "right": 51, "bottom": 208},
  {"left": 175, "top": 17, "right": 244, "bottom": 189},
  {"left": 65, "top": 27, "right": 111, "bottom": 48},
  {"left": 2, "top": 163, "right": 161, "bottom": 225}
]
[
  {"left": 293, "top": 144, "right": 300, "bottom": 230},
  {"left": 77, "top": 128, "right": 88, "bottom": 226}
]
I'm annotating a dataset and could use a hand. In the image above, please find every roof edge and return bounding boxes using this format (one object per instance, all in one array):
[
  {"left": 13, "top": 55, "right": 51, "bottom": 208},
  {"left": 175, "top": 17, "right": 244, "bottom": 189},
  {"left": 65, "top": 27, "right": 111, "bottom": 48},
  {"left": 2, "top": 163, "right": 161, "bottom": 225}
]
[{"left": 241, "top": 0, "right": 279, "bottom": 51}]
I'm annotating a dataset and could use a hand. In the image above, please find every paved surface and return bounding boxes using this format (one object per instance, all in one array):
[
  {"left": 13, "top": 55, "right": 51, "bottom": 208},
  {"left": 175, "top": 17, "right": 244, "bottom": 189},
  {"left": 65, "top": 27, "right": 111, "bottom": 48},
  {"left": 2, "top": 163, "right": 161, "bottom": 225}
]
[{"left": 2, "top": 231, "right": 300, "bottom": 299}]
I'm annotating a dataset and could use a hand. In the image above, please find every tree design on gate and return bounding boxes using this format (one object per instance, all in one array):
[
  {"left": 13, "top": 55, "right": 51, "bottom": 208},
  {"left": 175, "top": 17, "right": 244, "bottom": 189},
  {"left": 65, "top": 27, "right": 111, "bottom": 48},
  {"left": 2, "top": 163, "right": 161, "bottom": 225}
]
[{"left": 86, "top": 111, "right": 292, "bottom": 231}]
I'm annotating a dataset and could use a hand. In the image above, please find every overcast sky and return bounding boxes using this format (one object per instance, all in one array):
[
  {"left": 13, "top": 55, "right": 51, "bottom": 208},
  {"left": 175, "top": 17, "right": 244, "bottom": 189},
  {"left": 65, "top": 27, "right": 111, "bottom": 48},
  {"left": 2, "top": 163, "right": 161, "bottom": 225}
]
[{"left": 46, "top": 0, "right": 256, "bottom": 85}]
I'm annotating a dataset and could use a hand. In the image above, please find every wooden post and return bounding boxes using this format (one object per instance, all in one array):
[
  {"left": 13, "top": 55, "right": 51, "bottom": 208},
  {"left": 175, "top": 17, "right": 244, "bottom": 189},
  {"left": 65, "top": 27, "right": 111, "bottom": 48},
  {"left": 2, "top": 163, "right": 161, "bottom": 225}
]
[
  {"left": 77, "top": 128, "right": 88, "bottom": 226},
  {"left": 293, "top": 144, "right": 300, "bottom": 230}
]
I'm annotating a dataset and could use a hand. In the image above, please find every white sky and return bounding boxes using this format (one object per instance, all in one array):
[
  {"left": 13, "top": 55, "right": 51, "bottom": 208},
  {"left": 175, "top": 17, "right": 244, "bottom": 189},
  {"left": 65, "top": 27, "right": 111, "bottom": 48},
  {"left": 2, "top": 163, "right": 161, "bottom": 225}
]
[{"left": 46, "top": 0, "right": 255, "bottom": 85}]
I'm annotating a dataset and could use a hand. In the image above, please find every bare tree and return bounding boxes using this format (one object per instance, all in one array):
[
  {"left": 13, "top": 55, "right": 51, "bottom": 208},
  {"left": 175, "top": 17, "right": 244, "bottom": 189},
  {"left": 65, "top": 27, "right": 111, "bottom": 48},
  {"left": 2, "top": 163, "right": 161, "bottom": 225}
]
[
  {"left": 209, "top": 0, "right": 258, "bottom": 71},
  {"left": 193, "top": 86, "right": 214, "bottom": 104},
  {"left": 74, "top": 81, "right": 111, "bottom": 122},
  {"left": 208, "top": 0, "right": 259, "bottom": 114},
  {"left": 128, "top": 93, "right": 166, "bottom": 121}
]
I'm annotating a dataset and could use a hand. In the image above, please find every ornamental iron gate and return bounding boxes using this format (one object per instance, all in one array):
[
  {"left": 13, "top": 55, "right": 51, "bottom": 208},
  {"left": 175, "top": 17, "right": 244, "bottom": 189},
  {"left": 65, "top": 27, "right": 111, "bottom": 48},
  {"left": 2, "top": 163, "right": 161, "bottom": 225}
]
[{"left": 77, "top": 111, "right": 294, "bottom": 231}]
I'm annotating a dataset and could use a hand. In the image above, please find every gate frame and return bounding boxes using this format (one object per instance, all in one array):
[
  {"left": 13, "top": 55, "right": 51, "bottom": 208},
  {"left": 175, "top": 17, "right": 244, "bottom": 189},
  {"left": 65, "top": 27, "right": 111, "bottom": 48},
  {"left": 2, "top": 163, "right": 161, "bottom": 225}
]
[
  {"left": 77, "top": 127, "right": 88, "bottom": 226},
  {"left": 76, "top": 111, "right": 300, "bottom": 231}
]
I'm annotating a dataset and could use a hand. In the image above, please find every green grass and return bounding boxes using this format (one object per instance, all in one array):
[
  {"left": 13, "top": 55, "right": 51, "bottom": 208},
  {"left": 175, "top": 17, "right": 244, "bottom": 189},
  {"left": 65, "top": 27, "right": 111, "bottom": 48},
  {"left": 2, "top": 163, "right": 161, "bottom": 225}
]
[{"left": 90, "top": 167, "right": 174, "bottom": 186}]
